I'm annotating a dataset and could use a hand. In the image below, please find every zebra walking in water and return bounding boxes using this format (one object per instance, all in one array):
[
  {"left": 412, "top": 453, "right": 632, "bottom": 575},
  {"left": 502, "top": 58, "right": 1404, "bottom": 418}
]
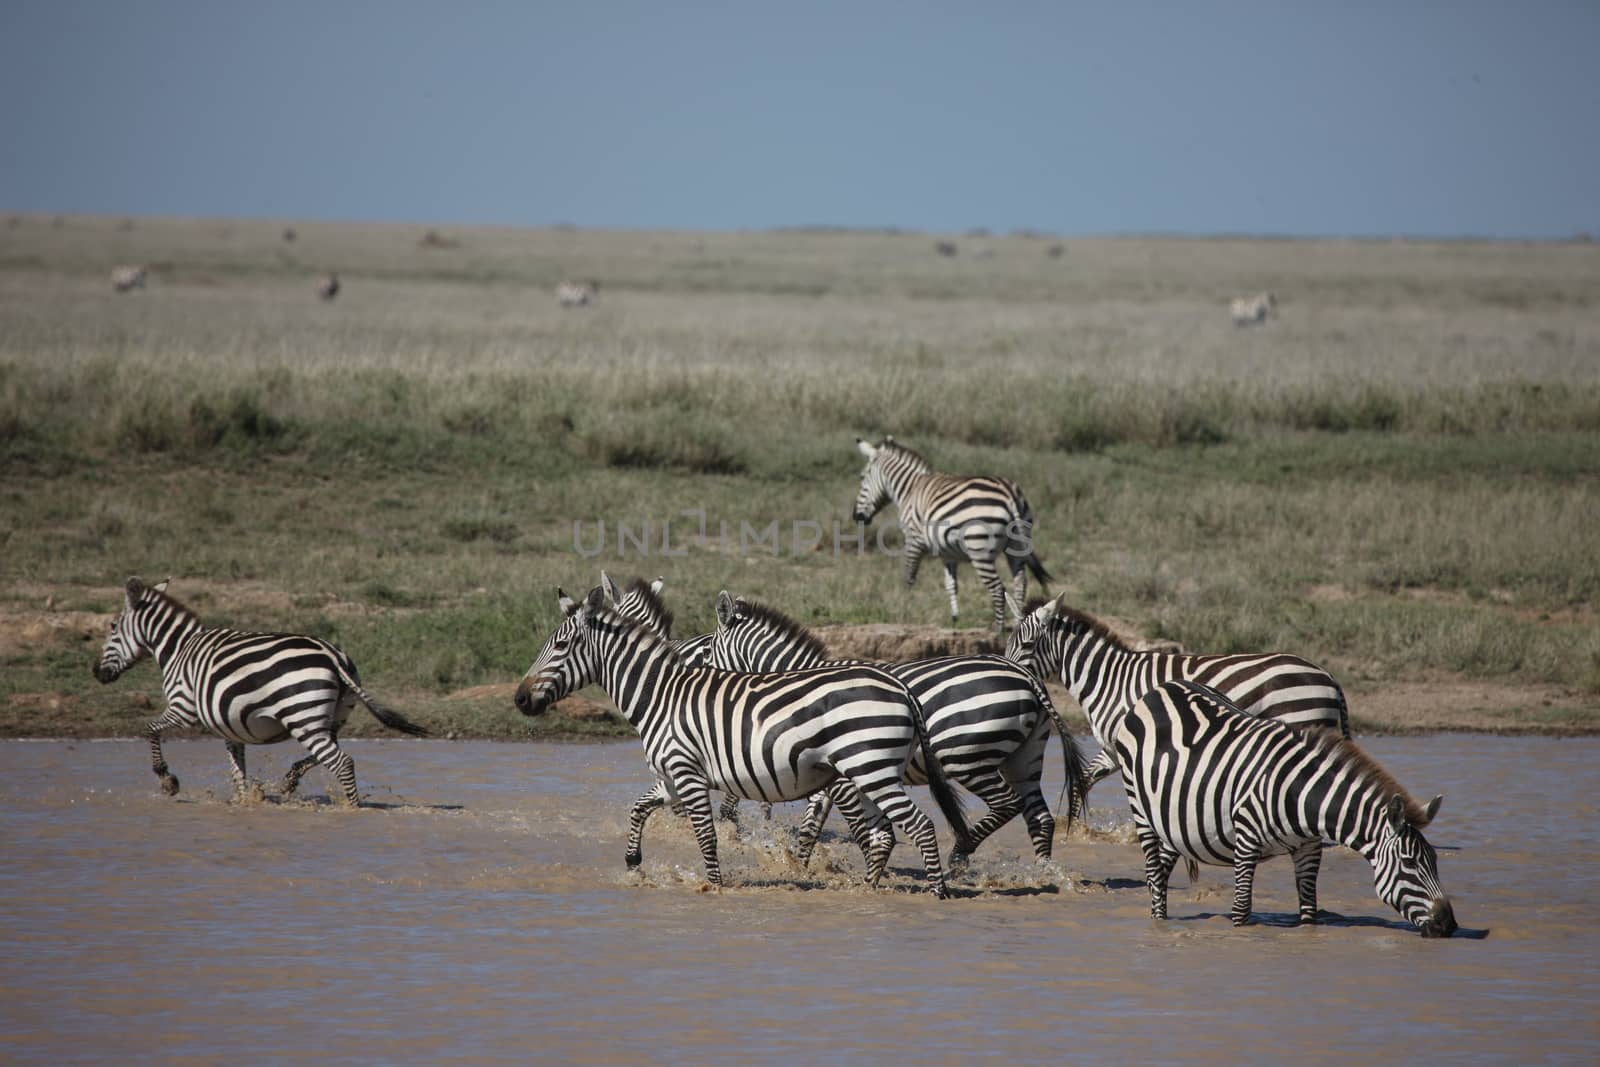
[
  {"left": 93, "top": 577, "right": 428, "bottom": 804},
  {"left": 514, "top": 586, "right": 974, "bottom": 897},
  {"left": 708, "top": 592, "right": 1087, "bottom": 868},
  {"left": 1005, "top": 597, "right": 1348, "bottom": 801},
  {"left": 852, "top": 436, "right": 1051, "bottom": 632},
  {"left": 1114, "top": 680, "right": 1457, "bottom": 936}
]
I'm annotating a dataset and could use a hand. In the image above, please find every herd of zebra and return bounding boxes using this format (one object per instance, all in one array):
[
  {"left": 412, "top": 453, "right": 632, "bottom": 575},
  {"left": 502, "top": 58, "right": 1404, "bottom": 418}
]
[{"left": 91, "top": 432, "right": 1457, "bottom": 937}]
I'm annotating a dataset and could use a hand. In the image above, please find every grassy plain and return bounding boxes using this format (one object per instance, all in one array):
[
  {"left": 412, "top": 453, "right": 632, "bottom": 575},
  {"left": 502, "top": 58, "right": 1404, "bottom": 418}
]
[{"left": 2, "top": 214, "right": 1597, "bottom": 738}]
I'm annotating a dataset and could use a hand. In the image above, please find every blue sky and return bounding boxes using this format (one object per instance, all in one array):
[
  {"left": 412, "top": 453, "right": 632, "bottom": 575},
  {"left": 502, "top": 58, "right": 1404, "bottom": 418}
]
[{"left": 1, "top": 2, "right": 1595, "bottom": 237}]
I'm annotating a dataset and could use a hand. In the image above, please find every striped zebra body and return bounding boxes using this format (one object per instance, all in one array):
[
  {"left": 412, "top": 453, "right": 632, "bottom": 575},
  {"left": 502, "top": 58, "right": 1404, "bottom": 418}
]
[
  {"left": 515, "top": 586, "right": 974, "bottom": 897},
  {"left": 854, "top": 436, "right": 1050, "bottom": 632},
  {"left": 710, "top": 593, "right": 1087, "bottom": 867},
  {"left": 1230, "top": 291, "right": 1277, "bottom": 325},
  {"left": 556, "top": 280, "right": 599, "bottom": 307},
  {"left": 1113, "top": 680, "right": 1456, "bottom": 936},
  {"left": 1006, "top": 597, "right": 1349, "bottom": 799},
  {"left": 93, "top": 577, "right": 427, "bottom": 804}
]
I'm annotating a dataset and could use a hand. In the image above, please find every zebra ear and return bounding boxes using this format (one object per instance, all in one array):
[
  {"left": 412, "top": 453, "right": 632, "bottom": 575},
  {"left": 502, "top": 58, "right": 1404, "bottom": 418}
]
[
  {"left": 855, "top": 438, "right": 876, "bottom": 459},
  {"left": 715, "top": 590, "right": 736, "bottom": 628},
  {"left": 884, "top": 434, "right": 894, "bottom": 445},
  {"left": 599, "top": 571, "right": 621, "bottom": 604},
  {"left": 124, "top": 576, "right": 144, "bottom": 606},
  {"left": 649, "top": 576, "right": 665, "bottom": 596},
  {"left": 584, "top": 586, "right": 607, "bottom": 613},
  {"left": 557, "top": 588, "right": 580, "bottom": 617},
  {"left": 154, "top": 577, "right": 171, "bottom": 594},
  {"left": 1418, "top": 794, "right": 1443, "bottom": 827},
  {"left": 1384, "top": 795, "right": 1408, "bottom": 833}
]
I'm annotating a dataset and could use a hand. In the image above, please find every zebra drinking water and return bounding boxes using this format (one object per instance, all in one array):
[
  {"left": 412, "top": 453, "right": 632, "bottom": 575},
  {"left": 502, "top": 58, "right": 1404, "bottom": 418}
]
[
  {"left": 514, "top": 585, "right": 974, "bottom": 897},
  {"left": 1005, "top": 597, "right": 1348, "bottom": 801},
  {"left": 93, "top": 577, "right": 428, "bottom": 804},
  {"left": 1113, "top": 680, "right": 1457, "bottom": 936},
  {"left": 708, "top": 592, "right": 1088, "bottom": 869},
  {"left": 852, "top": 436, "right": 1050, "bottom": 632}
]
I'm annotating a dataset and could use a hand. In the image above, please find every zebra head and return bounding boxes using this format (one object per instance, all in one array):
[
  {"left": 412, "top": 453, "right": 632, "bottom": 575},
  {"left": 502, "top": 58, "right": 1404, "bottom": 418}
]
[
  {"left": 515, "top": 587, "right": 608, "bottom": 717},
  {"left": 94, "top": 576, "right": 170, "bottom": 683},
  {"left": 1370, "top": 793, "right": 1456, "bottom": 937},
  {"left": 1003, "top": 597, "right": 1064, "bottom": 682},
  {"left": 708, "top": 592, "right": 829, "bottom": 672},
  {"left": 602, "top": 572, "right": 671, "bottom": 637},
  {"left": 852, "top": 437, "right": 893, "bottom": 524}
]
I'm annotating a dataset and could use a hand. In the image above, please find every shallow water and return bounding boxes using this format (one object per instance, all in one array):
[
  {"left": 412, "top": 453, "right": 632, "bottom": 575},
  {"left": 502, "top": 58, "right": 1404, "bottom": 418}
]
[{"left": 0, "top": 735, "right": 1595, "bottom": 1066}]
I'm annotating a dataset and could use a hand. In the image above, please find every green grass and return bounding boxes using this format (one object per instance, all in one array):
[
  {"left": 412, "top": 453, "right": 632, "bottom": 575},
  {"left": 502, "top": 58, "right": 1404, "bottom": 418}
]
[{"left": 2, "top": 214, "right": 1598, "bottom": 736}]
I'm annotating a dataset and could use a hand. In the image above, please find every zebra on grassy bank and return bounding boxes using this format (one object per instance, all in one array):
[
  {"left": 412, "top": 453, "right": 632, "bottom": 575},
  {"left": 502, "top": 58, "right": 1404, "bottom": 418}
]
[
  {"left": 708, "top": 592, "right": 1087, "bottom": 868},
  {"left": 111, "top": 265, "right": 147, "bottom": 292},
  {"left": 853, "top": 436, "right": 1050, "bottom": 632},
  {"left": 515, "top": 585, "right": 974, "bottom": 897},
  {"left": 1114, "top": 680, "right": 1457, "bottom": 936},
  {"left": 1230, "top": 291, "right": 1277, "bottom": 325},
  {"left": 1005, "top": 596, "right": 1348, "bottom": 801},
  {"left": 557, "top": 280, "right": 599, "bottom": 307},
  {"left": 93, "top": 577, "right": 428, "bottom": 804}
]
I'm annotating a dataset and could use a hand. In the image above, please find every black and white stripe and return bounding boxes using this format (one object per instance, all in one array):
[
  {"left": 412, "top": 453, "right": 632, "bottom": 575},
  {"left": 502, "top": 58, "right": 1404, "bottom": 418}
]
[
  {"left": 709, "top": 592, "right": 1087, "bottom": 867},
  {"left": 601, "top": 572, "right": 713, "bottom": 667},
  {"left": 1113, "top": 680, "right": 1457, "bottom": 936},
  {"left": 1006, "top": 597, "right": 1349, "bottom": 799},
  {"left": 853, "top": 436, "right": 1051, "bottom": 632},
  {"left": 93, "top": 577, "right": 427, "bottom": 804},
  {"left": 514, "top": 585, "right": 974, "bottom": 897}
]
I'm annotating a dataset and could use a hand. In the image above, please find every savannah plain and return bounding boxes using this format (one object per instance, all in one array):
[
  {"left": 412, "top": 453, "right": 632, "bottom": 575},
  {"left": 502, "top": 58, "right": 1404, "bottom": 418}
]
[{"left": 2, "top": 215, "right": 1597, "bottom": 740}]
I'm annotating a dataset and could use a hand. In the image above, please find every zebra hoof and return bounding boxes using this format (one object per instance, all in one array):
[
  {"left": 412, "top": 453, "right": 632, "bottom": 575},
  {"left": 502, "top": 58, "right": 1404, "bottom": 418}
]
[
  {"left": 625, "top": 851, "right": 642, "bottom": 870},
  {"left": 279, "top": 777, "right": 301, "bottom": 797},
  {"left": 931, "top": 882, "right": 950, "bottom": 900},
  {"left": 946, "top": 850, "right": 971, "bottom": 875},
  {"left": 158, "top": 773, "right": 180, "bottom": 796},
  {"left": 1298, "top": 912, "right": 1320, "bottom": 926}
]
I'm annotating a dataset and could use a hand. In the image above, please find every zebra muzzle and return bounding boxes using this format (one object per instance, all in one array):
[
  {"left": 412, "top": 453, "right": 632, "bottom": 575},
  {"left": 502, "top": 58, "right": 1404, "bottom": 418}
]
[{"left": 1419, "top": 899, "right": 1457, "bottom": 939}]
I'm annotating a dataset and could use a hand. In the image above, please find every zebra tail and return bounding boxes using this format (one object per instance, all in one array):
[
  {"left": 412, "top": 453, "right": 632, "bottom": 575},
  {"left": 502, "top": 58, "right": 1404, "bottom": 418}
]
[
  {"left": 1027, "top": 673, "right": 1087, "bottom": 828},
  {"left": 1024, "top": 552, "right": 1052, "bottom": 591},
  {"left": 336, "top": 661, "right": 430, "bottom": 737},
  {"left": 904, "top": 687, "right": 975, "bottom": 855}
]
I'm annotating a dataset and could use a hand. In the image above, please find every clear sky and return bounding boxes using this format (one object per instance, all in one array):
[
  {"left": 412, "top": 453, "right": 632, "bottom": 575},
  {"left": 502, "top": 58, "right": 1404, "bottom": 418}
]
[{"left": 1, "top": 2, "right": 1595, "bottom": 238}]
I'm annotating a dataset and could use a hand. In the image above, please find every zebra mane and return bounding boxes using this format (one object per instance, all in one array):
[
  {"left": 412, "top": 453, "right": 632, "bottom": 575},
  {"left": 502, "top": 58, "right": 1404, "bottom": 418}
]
[
  {"left": 587, "top": 602, "right": 683, "bottom": 667},
  {"left": 881, "top": 438, "right": 933, "bottom": 472},
  {"left": 730, "top": 599, "right": 831, "bottom": 663},
  {"left": 135, "top": 582, "right": 199, "bottom": 622},
  {"left": 623, "top": 577, "right": 673, "bottom": 637},
  {"left": 1301, "top": 729, "right": 1433, "bottom": 825},
  {"left": 1052, "top": 602, "right": 1134, "bottom": 652}
]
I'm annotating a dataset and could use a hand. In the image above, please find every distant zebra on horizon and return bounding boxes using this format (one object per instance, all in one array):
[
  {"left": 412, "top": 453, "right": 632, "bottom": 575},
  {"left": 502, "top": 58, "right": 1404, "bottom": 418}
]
[
  {"left": 515, "top": 585, "right": 974, "bottom": 897},
  {"left": 316, "top": 272, "right": 340, "bottom": 301},
  {"left": 1005, "top": 597, "right": 1349, "bottom": 802},
  {"left": 93, "top": 577, "right": 428, "bottom": 804},
  {"left": 111, "top": 265, "right": 147, "bottom": 292},
  {"left": 556, "top": 280, "right": 599, "bottom": 307},
  {"left": 1114, "top": 680, "right": 1457, "bottom": 936},
  {"left": 707, "top": 591, "right": 1088, "bottom": 868},
  {"left": 854, "top": 436, "right": 1050, "bottom": 631},
  {"left": 1230, "top": 291, "right": 1277, "bottom": 325}
]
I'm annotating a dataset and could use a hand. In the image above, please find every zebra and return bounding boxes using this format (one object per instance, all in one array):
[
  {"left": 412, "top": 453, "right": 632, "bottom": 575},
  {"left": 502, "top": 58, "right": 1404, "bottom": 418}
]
[
  {"left": 514, "top": 585, "right": 975, "bottom": 897},
  {"left": 93, "top": 576, "right": 428, "bottom": 804},
  {"left": 110, "top": 265, "right": 147, "bottom": 292},
  {"left": 556, "top": 280, "right": 599, "bottom": 307},
  {"left": 316, "top": 272, "right": 340, "bottom": 301},
  {"left": 1114, "top": 680, "right": 1457, "bottom": 936},
  {"left": 707, "top": 591, "right": 1088, "bottom": 869},
  {"left": 601, "top": 572, "right": 713, "bottom": 667},
  {"left": 852, "top": 436, "right": 1051, "bottom": 632},
  {"left": 1005, "top": 596, "right": 1349, "bottom": 803},
  {"left": 1230, "top": 291, "right": 1277, "bottom": 326}
]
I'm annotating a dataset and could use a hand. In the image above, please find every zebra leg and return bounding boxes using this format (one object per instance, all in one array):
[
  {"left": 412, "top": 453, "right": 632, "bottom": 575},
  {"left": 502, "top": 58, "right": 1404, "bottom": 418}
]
[
  {"left": 1136, "top": 824, "right": 1180, "bottom": 920},
  {"left": 1230, "top": 832, "right": 1264, "bottom": 926},
  {"left": 971, "top": 556, "right": 1008, "bottom": 632},
  {"left": 852, "top": 778, "right": 951, "bottom": 898},
  {"left": 280, "top": 754, "right": 318, "bottom": 796},
  {"left": 902, "top": 540, "right": 928, "bottom": 588},
  {"left": 283, "top": 719, "right": 359, "bottom": 806},
  {"left": 948, "top": 770, "right": 1023, "bottom": 870},
  {"left": 1290, "top": 840, "right": 1324, "bottom": 924},
  {"left": 718, "top": 793, "right": 742, "bottom": 824},
  {"left": 146, "top": 708, "right": 186, "bottom": 796},
  {"left": 625, "top": 782, "right": 668, "bottom": 869},
  {"left": 671, "top": 775, "right": 723, "bottom": 889},
  {"left": 224, "top": 742, "right": 258, "bottom": 802},
  {"left": 941, "top": 561, "right": 961, "bottom": 622},
  {"left": 793, "top": 789, "right": 837, "bottom": 867}
]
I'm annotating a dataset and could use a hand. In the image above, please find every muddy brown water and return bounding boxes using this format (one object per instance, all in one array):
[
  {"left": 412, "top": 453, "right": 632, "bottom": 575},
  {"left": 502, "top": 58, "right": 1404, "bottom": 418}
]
[{"left": 1, "top": 735, "right": 1595, "bottom": 1066}]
